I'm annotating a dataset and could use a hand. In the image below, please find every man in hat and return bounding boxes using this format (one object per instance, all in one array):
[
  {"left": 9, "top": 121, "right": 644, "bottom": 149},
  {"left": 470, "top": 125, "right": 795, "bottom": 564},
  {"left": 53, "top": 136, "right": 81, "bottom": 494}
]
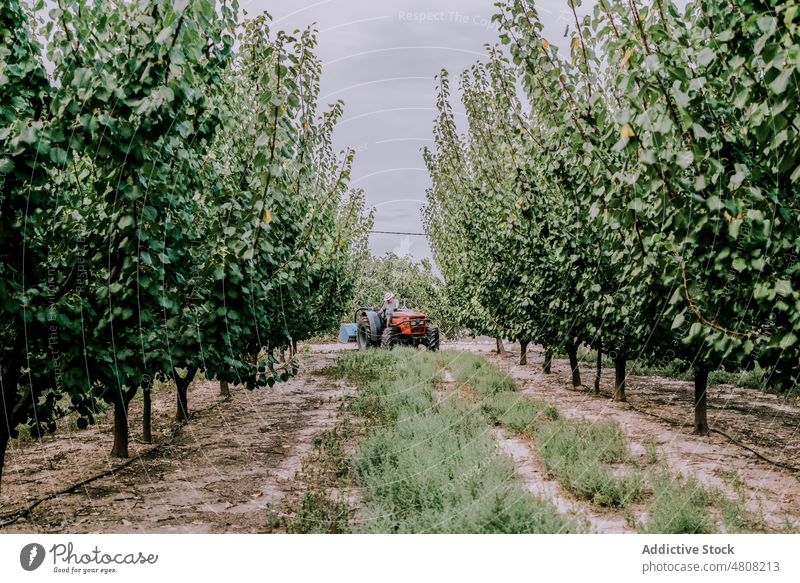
[{"left": 378, "top": 291, "right": 399, "bottom": 328}]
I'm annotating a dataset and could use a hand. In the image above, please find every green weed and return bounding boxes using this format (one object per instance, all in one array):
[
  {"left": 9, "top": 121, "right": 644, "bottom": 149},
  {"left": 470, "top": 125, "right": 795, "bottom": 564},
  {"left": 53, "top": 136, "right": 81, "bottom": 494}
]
[
  {"left": 286, "top": 489, "right": 351, "bottom": 534},
  {"left": 334, "top": 349, "right": 400, "bottom": 383},
  {"left": 446, "top": 352, "right": 516, "bottom": 396},
  {"left": 643, "top": 472, "right": 712, "bottom": 533},
  {"left": 537, "top": 420, "right": 643, "bottom": 507},
  {"left": 481, "top": 391, "right": 558, "bottom": 435},
  {"left": 643, "top": 438, "right": 660, "bottom": 466}
]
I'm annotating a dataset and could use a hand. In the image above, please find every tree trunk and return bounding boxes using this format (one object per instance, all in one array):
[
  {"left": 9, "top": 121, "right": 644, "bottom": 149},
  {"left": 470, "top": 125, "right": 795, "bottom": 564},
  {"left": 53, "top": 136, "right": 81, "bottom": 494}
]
[
  {"left": 219, "top": 379, "right": 230, "bottom": 398},
  {"left": 175, "top": 366, "right": 198, "bottom": 423},
  {"left": 594, "top": 348, "right": 602, "bottom": 395},
  {"left": 542, "top": 347, "right": 552, "bottom": 374},
  {"left": 292, "top": 339, "right": 298, "bottom": 355},
  {"left": 246, "top": 376, "right": 255, "bottom": 391},
  {"left": 613, "top": 356, "right": 627, "bottom": 402},
  {"left": 694, "top": 367, "right": 710, "bottom": 435},
  {"left": 0, "top": 431, "right": 9, "bottom": 493},
  {"left": 519, "top": 340, "right": 528, "bottom": 365},
  {"left": 176, "top": 380, "right": 189, "bottom": 423},
  {"left": 111, "top": 400, "right": 130, "bottom": 458},
  {"left": 496, "top": 337, "right": 506, "bottom": 356},
  {"left": 142, "top": 387, "right": 152, "bottom": 443},
  {"left": 566, "top": 343, "right": 581, "bottom": 387}
]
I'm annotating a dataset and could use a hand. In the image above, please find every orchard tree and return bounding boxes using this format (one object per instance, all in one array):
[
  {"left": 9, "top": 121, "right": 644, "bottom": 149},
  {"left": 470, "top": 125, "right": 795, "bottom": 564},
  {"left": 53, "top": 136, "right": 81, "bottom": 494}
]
[{"left": 426, "top": 0, "right": 799, "bottom": 433}]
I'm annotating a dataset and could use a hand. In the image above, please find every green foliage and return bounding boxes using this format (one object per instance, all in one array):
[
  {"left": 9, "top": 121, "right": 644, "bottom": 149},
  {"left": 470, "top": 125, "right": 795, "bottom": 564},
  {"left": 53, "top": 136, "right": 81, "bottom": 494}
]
[
  {"left": 423, "top": 0, "right": 800, "bottom": 392},
  {"left": 643, "top": 472, "right": 712, "bottom": 534},
  {"left": 480, "top": 391, "right": 558, "bottom": 435},
  {"left": 537, "top": 420, "right": 643, "bottom": 508},
  {"left": 0, "top": 1, "right": 371, "bottom": 479},
  {"left": 335, "top": 349, "right": 399, "bottom": 383},
  {"left": 286, "top": 489, "right": 351, "bottom": 534},
  {"left": 446, "top": 351, "right": 516, "bottom": 396}
]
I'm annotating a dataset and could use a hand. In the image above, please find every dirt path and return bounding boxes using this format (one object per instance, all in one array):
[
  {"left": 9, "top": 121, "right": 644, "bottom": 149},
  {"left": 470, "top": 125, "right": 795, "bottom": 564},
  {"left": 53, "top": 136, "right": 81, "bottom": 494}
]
[
  {"left": 449, "top": 339, "right": 800, "bottom": 532},
  {"left": 0, "top": 348, "right": 351, "bottom": 533}
]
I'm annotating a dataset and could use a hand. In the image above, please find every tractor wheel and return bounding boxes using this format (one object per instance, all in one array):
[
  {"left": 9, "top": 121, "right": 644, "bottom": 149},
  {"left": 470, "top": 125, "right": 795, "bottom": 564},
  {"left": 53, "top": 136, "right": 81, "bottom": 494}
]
[
  {"left": 381, "top": 326, "right": 400, "bottom": 349},
  {"left": 426, "top": 326, "right": 440, "bottom": 351},
  {"left": 357, "top": 316, "right": 375, "bottom": 350},
  {"left": 357, "top": 318, "right": 369, "bottom": 351}
]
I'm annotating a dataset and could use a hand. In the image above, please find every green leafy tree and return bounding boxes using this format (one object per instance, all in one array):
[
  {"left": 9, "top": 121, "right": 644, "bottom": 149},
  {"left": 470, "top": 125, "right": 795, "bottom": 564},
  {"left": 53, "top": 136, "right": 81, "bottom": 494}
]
[
  {"left": 0, "top": 1, "right": 371, "bottom": 490},
  {"left": 425, "top": 0, "right": 800, "bottom": 434}
]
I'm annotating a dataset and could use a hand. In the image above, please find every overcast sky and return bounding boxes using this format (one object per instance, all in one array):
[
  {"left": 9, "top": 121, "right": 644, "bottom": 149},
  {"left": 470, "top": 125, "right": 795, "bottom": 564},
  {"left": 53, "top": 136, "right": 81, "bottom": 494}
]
[{"left": 241, "top": 1, "right": 589, "bottom": 262}]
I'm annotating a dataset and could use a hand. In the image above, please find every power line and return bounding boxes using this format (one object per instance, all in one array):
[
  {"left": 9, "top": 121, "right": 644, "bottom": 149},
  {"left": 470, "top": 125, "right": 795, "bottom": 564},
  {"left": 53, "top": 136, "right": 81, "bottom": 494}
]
[{"left": 368, "top": 230, "right": 428, "bottom": 237}]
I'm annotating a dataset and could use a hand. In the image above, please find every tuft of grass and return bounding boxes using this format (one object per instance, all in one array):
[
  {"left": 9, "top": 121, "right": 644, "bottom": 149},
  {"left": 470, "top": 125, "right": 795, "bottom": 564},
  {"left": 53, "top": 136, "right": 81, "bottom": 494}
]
[
  {"left": 630, "top": 359, "right": 693, "bottom": 381},
  {"left": 643, "top": 438, "right": 660, "bottom": 466},
  {"left": 708, "top": 363, "right": 766, "bottom": 390},
  {"left": 333, "top": 349, "right": 400, "bottom": 383},
  {"left": 481, "top": 391, "right": 558, "bottom": 435},
  {"left": 453, "top": 352, "right": 643, "bottom": 511},
  {"left": 708, "top": 470, "right": 767, "bottom": 533},
  {"left": 537, "top": 420, "right": 643, "bottom": 508},
  {"left": 312, "top": 424, "right": 353, "bottom": 481},
  {"left": 9, "top": 423, "right": 34, "bottom": 447},
  {"left": 286, "top": 489, "right": 351, "bottom": 534},
  {"left": 279, "top": 410, "right": 356, "bottom": 533},
  {"left": 643, "top": 472, "right": 712, "bottom": 533},
  {"left": 446, "top": 352, "right": 516, "bottom": 396}
]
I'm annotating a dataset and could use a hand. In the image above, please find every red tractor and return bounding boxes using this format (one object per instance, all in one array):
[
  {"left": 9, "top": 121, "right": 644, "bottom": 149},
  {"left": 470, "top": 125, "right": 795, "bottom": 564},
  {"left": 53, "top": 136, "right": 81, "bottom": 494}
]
[{"left": 354, "top": 306, "right": 440, "bottom": 351}]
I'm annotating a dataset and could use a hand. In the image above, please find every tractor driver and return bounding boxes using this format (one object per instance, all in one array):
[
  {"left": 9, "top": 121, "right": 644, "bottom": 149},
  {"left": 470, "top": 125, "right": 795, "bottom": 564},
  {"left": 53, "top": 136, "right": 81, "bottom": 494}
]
[{"left": 378, "top": 292, "right": 399, "bottom": 327}]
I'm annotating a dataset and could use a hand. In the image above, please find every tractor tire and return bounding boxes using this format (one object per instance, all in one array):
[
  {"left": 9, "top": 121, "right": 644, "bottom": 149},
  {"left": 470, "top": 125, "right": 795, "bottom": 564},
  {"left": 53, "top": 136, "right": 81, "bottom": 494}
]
[
  {"left": 357, "top": 316, "right": 377, "bottom": 350},
  {"left": 357, "top": 317, "right": 370, "bottom": 351},
  {"left": 426, "top": 326, "right": 440, "bottom": 351},
  {"left": 381, "top": 326, "right": 400, "bottom": 349}
]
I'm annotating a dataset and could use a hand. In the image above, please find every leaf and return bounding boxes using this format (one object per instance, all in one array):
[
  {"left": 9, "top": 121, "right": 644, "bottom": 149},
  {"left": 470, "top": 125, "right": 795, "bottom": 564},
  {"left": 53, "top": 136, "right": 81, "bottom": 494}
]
[
  {"left": 118, "top": 215, "right": 135, "bottom": 229},
  {"left": 694, "top": 175, "right": 707, "bottom": 191},
  {"left": 691, "top": 123, "right": 710, "bottom": 140},
  {"left": 620, "top": 124, "right": 635, "bottom": 138},
  {"left": 706, "top": 195, "right": 722, "bottom": 210},
  {"left": 775, "top": 280, "right": 792, "bottom": 297},
  {"left": 263, "top": 209, "right": 273, "bottom": 224},
  {"left": 542, "top": 39, "right": 550, "bottom": 50},
  {"left": 696, "top": 47, "right": 715, "bottom": 67},
  {"left": 671, "top": 312, "right": 685, "bottom": 330},
  {"left": 49, "top": 147, "right": 68, "bottom": 165},
  {"left": 675, "top": 151, "right": 693, "bottom": 168},
  {"left": 156, "top": 26, "right": 172, "bottom": 45},
  {"left": 769, "top": 68, "right": 792, "bottom": 94},
  {"left": 621, "top": 48, "right": 633, "bottom": 68}
]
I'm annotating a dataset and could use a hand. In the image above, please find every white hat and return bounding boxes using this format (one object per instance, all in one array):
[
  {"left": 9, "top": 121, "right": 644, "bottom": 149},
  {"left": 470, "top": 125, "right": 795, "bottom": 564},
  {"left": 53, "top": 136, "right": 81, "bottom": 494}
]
[{"left": 384, "top": 292, "right": 394, "bottom": 302}]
